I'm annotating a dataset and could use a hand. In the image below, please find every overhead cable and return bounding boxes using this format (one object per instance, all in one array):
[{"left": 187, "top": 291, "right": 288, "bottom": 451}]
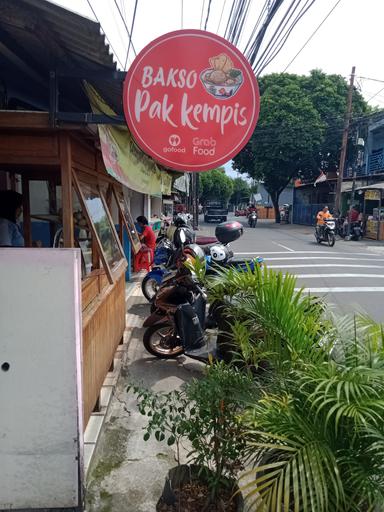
[
  {"left": 283, "top": 0, "right": 342, "bottom": 72},
  {"left": 124, "top": 0, "right": 139, "bottom": 69},
  {"left": 113, "top": 0, "right": 137, "bottom": 57},
  {"left": 86, "top": 0, "right": 124, "bottom": 69},
  {"left": 200, "top": 0, "right": 206, "bottom": 30},
  {"left": 204, "top": 0, "right": 212, "bottom": 30}
]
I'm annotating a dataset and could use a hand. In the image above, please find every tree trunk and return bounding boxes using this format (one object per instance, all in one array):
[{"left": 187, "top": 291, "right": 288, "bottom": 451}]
[{"left": 271, "top": 193, "right": 281, "bottom": 223}]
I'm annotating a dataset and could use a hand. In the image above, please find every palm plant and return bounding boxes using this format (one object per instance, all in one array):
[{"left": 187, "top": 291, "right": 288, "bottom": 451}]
[
  {"left": 207, "top": 265, "right": 329, "bottom": 373},
  {"left": 240, "top": 314, "right": 384, "bottom": 512}
]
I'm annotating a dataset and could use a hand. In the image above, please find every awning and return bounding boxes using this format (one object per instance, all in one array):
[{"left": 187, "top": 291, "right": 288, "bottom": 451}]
[
  {"left": 355, "top": 182, "right": 384, "bottom": 191},
  {"left": 85, "top": 83, "right": 172, "bottom": 197}
]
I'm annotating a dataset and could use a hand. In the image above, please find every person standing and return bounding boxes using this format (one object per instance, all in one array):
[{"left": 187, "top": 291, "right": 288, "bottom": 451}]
[
  {"left": 0, "top": 190, "right": 24, "bottom": 247},
  {"left": 134, "top": 216, "right": 156, "bottom": 272}
]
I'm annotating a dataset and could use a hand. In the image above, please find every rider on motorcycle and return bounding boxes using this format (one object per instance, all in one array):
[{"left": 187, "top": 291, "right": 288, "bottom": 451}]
[{"left": 316, "top": 206, "right": 332, "bottom": 237}]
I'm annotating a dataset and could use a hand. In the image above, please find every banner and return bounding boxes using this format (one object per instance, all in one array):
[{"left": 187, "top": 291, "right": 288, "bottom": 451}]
[
  {"left": 123, "top": 30, "right": 259, "bottom": 172},
  {"left": 85, "top": 83, "right": 170, "bottom": 197}
]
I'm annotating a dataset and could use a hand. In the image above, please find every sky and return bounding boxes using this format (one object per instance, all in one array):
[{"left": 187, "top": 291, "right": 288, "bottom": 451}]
[{"left": 52, "top": 0, "right": 384, "bottom": 177}]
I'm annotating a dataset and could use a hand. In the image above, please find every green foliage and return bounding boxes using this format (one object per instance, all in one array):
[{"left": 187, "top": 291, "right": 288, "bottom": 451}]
[
  {"left": 199, "top": 167, "right": 234, "bottom": 205},
  {"left": 230, "top": 177, "right": 251, "bottom": 206},
  {"left": 207, "top": 265, "right": 328, "bottom": 373},
  {"left": 204, "top": 266, "right": 384, "bottom": 511},
  {"left": 233, "top": 71, "right": 371, "bottom": 216},
  {"left": 129, "top": 362, "right": 256, "bottom": 501}
]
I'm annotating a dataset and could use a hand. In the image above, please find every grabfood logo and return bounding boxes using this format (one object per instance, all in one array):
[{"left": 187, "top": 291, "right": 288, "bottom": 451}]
[{"left": 163, "top": 134, "right": 186, "bottom": 153}]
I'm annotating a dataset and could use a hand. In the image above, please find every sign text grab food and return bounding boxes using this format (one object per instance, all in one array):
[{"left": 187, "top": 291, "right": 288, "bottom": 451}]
[{"left": 123, "top": 30, "right": 260, "bottom": 172}]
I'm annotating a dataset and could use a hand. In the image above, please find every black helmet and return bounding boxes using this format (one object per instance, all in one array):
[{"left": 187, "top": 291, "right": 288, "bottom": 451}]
[
  {"left": 174, "top": 213, "right": 190, "bottom": 227},
  {"left": 173, "top": 226, "right": 195, "bottom": 248}
]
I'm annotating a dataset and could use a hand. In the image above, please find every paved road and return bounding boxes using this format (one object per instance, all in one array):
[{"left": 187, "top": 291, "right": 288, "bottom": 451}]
[{"left": 198, "top": 215, "right": 384, "bottom": 322}]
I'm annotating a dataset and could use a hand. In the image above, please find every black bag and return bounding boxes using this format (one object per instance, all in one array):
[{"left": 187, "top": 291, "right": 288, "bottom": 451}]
[{"left": 175, "top": 302, "right": 205, "bottom": 351}]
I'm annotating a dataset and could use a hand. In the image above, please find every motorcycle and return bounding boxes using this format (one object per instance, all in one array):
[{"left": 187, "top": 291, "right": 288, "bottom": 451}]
[
  {"left": 315, "top": 218, "right": 336, "bottom": 247},
  {"left": 248, "top": 210, "right": 258, "bottom": 228},
  {"left": 142, "top": 240, "right": 227, "bottom": 361},
  {"left": 141, "top": 221, "right": 263, "bottom": 301},
  {"left": 343, "top": 221, "right": 363, "bottom": 241}
]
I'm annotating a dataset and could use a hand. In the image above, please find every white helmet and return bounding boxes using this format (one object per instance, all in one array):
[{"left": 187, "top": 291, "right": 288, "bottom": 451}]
[{"left": 209, "top": 245, "right": 227, "bottom": 262}]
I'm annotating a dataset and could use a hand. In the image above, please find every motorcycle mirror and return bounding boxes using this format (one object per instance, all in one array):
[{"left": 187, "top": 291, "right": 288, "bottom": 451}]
[{"left": 179, "top": 228, "right": 187, "bottom": 244}]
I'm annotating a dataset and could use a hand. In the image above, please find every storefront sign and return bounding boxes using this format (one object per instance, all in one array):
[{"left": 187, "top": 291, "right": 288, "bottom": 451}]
[
  {"left": 123, "top": 30, "right": 260, "bottom": 172},
  {"left": 364, "top": 189, "right": 381, "bottom": 201}
]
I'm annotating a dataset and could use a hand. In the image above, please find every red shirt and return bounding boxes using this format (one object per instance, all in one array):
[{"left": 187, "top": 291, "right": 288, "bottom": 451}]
[{"left": 142, "top": 225, "right": 156, "bottom": 249}]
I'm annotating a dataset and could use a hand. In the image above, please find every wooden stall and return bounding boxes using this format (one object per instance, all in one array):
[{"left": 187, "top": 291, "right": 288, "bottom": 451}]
[
  {"left": 0, "top": 111, "right": 130, "bottom": 425},
  {"left": 356, "top": 184, "right": 384, "bottom": 241}
]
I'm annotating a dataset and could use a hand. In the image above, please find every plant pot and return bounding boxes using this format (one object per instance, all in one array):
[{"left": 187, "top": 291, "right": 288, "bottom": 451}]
[{"left": 156, "top": 464, "right": 244, "bottom": 511}]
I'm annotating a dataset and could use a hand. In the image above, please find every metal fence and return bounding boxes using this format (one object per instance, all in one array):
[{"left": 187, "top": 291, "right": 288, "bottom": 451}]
[{"left": 292, "top": 203, "right": 324, "bottom": 225}]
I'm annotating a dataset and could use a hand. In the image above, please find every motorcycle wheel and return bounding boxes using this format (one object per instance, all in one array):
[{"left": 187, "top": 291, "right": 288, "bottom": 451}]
[
  {"left": 141, "top": 276, "right": 160, "bottom": 302},
  {"left": 327, "top": 232, "right": 336, "bottom": 247},
  {"left": 143, "top": 323, "right": 184, "bottom": 359}
]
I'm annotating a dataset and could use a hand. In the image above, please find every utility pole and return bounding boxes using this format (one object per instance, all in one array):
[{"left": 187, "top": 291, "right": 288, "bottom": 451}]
[{"left": 334, "top": 66, "right": 356, "bottom": 214}]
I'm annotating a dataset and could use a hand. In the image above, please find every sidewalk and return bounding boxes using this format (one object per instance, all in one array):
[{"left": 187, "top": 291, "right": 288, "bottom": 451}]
[{"left": 86, "top": 281, "right": 204, "bottom": 512}]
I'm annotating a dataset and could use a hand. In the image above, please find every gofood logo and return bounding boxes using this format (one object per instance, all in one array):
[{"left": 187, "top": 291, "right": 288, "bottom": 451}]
[{"left": 164, "top": 134, "right": 185, "bottom": 154}]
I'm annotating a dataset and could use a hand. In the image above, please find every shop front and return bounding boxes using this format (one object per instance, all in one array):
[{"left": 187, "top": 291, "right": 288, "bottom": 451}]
[
  {"left": 0, "top": 112, "right": 143, "bottom": 425},
  {"left": 356, "top": 184, "right": 384, "bottom": 240}
]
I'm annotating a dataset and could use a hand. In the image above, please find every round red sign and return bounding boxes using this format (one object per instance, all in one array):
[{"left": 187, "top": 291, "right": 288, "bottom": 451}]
[{"left": 123, "top": 30, "right": 260, "bottom": 172}]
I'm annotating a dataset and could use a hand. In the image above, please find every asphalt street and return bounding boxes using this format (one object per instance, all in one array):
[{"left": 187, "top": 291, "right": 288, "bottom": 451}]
[{"left": 199, "top": 215, "right": 384, "bottom": 322}]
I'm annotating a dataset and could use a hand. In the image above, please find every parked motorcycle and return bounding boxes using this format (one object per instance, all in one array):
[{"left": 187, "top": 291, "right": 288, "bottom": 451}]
[
  {"left": 315, "top": 218, "right": 336, "bottom": 247},
  {"left": 343, "top": 221, "right": 363, "bottom": 241},
  {"left": 142, "top": 241, "right": 227, "bottom": 361},
  {"left": 141, "top": 221, "right": 263, "bottom": 301},
  {"left": 248, "top": 210, "right": 258, "bottom": 228}
]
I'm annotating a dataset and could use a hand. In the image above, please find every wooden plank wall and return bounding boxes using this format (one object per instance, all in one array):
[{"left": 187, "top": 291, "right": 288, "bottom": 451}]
[{"left": 82, "top": 272, "right": 126, "bottom": 425}]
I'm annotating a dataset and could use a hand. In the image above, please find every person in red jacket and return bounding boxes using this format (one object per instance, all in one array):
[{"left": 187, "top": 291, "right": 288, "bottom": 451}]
[{"left": 134, "top": 216, "right": 156, "bottom": 272}]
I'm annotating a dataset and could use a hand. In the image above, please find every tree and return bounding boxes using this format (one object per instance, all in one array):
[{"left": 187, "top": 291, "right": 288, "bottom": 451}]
[
  {"left": 199, "top": 168, "right": 233, "bottom": 204},
  {"left": 233, "top": 71, "right": 370, "bottom": 222},
  {"left": 230, "top": 177, "right": 251, "bottom": 206}
]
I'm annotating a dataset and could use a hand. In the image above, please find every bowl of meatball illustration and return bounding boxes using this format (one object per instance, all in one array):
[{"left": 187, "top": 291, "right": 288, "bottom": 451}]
[{"left": 200, "top": 53, "right": 244, "bottom": 99}]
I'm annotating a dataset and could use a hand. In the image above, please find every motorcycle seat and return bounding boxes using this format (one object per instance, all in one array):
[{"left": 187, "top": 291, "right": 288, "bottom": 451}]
[{"left": 196, "top": 235, "right": 218, "bottom": 245}]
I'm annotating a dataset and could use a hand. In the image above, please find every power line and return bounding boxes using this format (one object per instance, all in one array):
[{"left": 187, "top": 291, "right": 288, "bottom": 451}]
[
  {"left": 124, "top": 0, "right": 139, "bottom": 69},
  {"left": 357, "top": 76, "right": 384, "bottom": 84},
  {"left": 85, "top": 0, "right": 125, "bottom": 69},
  {"left": 283, "top": 0, "right": 343, "bottom": 72},
  {"left": 204, "top": 0, "right": 212, "bottom": 31},
  {"left": 112, "top": 0, "right": 137, "bottom": 57},
  {"left": 216, "top": 0, "right": 227, "bottom": 33},
  {"left": 200, "top": 0, "right": 206, "bottom": 30},
  {"left": 367, "top": 86, "right": 384, "bottom": 103}
]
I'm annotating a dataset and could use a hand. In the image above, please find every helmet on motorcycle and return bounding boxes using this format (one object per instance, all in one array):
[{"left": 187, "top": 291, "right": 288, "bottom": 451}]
[
  {"left": 173, "top": 226, "right": 195, "bottom": 248},
  {"left": 182, "top": 243, "right": 205, "bottom": 263},
  {"left": 209, "top": 245, "right": 228, "bottom": 263},
  {"left": 174, "top": 213, "right": 190, "bottom": 227}
]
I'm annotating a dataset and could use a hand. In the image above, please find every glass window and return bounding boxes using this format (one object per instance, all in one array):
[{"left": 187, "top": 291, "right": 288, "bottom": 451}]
[{"left": 77, "top": 181, "right": 123, "bottom": 271}]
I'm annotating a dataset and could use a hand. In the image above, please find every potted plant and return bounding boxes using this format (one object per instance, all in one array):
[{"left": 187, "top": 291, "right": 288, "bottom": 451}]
[
  {"left": 129, "top": 361, "right": 256, "bottom": 511},
  {"left": 239, "top": 314, "right": 384, "bottom": 511}
]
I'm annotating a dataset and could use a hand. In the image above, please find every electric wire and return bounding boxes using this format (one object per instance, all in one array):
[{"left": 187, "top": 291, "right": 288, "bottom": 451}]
[
  {"left": 283, "top": 0, "right": 343, "bottom": 72},
  {"left": 200, "top": 0, "right": 206, "bottom": 29},
  {"left": 113, "top": 0, "right": 137, "bottom": 57},
  {"left": 216, "top": 0, "right": 227, "bottom": 33},
  {"left": 124, "top": 0, "right": 139, "bottom": 69},
  {"left": 86, "top": 0, "right": 125, "bottom": 69},
  {"left": 204, "top": 0, "right": 212, "bottom": 30},
  {"left": 254, "top": 0, "right": 316, "bottom": 74}
]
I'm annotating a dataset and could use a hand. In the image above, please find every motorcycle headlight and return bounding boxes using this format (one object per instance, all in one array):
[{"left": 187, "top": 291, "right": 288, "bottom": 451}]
[{"left": 328, "top": 222, "right": 335, "bottom": 229}]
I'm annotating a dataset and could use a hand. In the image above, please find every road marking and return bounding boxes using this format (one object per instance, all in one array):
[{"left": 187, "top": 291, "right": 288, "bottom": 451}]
[
  {"left": 272, "top": 241, "right": 295, "bottom": 252},
  {"left": 296, "top": 273, "right": 384, "bottom": 278},
  {"left": 236, "top": 251, "right": 384, "bottom": 257},
  {"left": 269, "top": 264, "right": 384, "bottom": 269},
  {"left": 266, "top": 256, "right": 384, "bottom": 262},
  {"left": 297, "top": 287, "right": 384, "bottom": 293}
]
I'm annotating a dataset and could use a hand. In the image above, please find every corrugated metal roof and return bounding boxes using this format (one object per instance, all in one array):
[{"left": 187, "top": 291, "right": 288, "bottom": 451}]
[{"left": 0, "top": 0, "right": 124, "bottom": 112}]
